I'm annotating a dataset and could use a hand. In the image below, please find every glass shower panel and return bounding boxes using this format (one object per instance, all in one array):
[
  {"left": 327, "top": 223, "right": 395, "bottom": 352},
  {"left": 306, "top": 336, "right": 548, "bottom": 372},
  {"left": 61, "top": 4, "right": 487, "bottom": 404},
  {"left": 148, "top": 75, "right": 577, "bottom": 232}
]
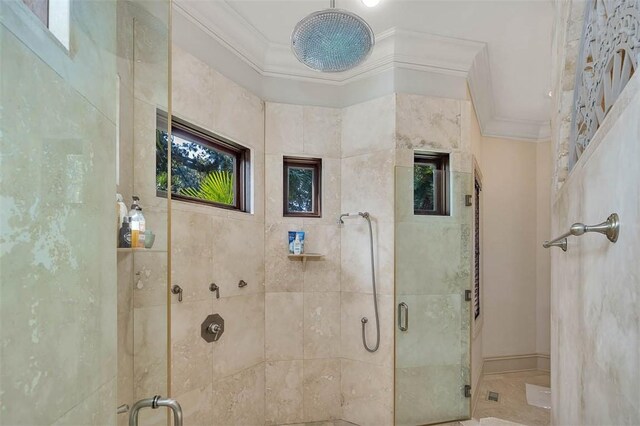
[
  {"left": 0, "top": 1, "right": 118, "bottom": 423},
  {"left": 116, "top": 1, "right": 171, "bottom": 425},
  {"left": 395, "top": 166, "right": 473, "bottom": 425}
]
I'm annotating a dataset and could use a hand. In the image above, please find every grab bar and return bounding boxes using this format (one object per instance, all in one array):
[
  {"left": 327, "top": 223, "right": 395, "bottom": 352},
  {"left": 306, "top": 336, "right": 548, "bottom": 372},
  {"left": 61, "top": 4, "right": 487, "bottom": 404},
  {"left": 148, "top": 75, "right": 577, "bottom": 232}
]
[
  {"left": 398, "top": 302, "right": 408, "bottom": 331},
  {"left": 543, "top": 213, "right": 619, "bottom": 252}
]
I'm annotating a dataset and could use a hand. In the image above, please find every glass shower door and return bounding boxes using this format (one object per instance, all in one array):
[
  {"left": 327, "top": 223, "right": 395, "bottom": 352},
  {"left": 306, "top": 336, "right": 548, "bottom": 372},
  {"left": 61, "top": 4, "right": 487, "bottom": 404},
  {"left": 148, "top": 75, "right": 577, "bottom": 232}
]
[
  {"left": 0, "top": 1, "right": 119, "bottom": 423},
  {"left": 395, "top": 166, "right": 473, "bottom": 425},
  {"left": 1, "top": 1, "right": 171, "bottom": 424},
  {"left": 117, "top": 1, "right": 172, "bottom": 425}
]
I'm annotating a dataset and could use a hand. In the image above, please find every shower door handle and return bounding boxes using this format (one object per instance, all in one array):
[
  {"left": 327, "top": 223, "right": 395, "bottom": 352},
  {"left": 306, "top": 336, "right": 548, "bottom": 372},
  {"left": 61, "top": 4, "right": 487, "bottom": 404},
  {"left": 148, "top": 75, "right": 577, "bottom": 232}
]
[
  {"left": 129, "top": 395, "right": 182, "bottom": 426},
  {"left": 398, "top": 302, "right": 408, "bottom": 331}
]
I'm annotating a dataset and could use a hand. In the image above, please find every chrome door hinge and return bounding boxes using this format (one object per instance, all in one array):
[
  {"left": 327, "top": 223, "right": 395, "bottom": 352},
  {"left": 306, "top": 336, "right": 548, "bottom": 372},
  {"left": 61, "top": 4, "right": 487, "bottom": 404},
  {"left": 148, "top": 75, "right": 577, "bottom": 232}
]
[
  {"left": 464, "top": 385, "right": 471, "bottom": 398},
  {"left": 465, "top": 290, "right": 472, "bottom": 301},
  {"left": 465, "top": 194, "right": 473, "bottom": 206}
]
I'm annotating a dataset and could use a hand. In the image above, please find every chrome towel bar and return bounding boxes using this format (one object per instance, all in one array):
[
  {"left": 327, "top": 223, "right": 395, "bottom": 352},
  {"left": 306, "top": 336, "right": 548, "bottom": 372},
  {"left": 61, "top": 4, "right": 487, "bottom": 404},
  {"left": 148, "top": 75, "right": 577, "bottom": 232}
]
[{"left": 543, "top": 213, "right": 620, "bottom": 252}]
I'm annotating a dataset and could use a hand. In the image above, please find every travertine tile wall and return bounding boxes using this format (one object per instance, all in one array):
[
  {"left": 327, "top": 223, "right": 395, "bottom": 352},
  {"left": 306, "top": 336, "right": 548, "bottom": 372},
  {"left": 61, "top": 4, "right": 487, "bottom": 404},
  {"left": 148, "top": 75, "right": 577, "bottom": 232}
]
[
  {"left": 551, "top": 74, "right": 640, "bottom": 425},
  {"left": 340, "top": 95, "right": 396, "bottom": 426},
  {"left": 550, "top": 2, "right": 640, "bottom": 423},
  {"left": 169, "top": 45, "right": 266, "bottom": 425},
  {"left": 162, "top": 46, "right": 478, "bottom": 426},
  {"left": 264, "top": 102, "right": 342, "bottom": 425}
]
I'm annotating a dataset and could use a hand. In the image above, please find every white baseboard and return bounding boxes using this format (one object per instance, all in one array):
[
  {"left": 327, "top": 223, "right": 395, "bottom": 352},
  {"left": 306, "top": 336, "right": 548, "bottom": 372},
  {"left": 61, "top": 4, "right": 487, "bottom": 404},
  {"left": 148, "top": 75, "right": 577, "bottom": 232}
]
[{"left": 483, "top": 353, "right": 550, "bottom": 375}]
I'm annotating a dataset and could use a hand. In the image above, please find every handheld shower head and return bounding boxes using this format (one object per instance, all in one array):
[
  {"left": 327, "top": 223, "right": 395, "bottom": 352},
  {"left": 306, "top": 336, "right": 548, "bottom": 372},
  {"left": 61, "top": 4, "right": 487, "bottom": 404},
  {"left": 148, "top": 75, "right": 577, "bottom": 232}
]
[{"left": 339, "top": 212, "right": 371, "bottom": 224}]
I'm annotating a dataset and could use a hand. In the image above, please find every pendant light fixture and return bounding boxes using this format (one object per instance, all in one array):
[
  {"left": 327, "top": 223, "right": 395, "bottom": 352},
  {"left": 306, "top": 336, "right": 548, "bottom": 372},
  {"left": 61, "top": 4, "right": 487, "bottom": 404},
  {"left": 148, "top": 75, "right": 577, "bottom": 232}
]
[{"left": 291, "top": 0, "right": 375, "bottom": 73}]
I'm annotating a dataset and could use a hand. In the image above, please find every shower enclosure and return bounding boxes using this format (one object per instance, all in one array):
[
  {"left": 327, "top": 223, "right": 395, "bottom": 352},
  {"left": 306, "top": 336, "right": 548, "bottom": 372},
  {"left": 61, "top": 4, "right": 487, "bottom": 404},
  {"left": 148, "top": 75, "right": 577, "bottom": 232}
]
[
  {"left": 2, "top": 2, "right": 474, "bottom": 423},
  {"left": 0, "top": 0, "right": 173, "bottom": 424}
]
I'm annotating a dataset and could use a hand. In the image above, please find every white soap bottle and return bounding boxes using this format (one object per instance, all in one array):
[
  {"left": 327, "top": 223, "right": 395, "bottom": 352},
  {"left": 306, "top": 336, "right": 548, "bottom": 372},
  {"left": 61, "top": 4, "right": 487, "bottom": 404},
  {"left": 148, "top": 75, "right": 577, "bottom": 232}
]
[{"left": 293, "top": 234, "right": 302, "bottom": 255}]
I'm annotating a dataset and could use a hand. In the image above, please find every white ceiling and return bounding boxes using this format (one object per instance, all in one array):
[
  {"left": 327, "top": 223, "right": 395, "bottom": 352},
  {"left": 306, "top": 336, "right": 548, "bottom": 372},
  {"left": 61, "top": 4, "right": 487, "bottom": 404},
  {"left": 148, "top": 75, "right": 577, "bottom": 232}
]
[{"left": 173, "top": 0, "right": 555, "bottom": 140}]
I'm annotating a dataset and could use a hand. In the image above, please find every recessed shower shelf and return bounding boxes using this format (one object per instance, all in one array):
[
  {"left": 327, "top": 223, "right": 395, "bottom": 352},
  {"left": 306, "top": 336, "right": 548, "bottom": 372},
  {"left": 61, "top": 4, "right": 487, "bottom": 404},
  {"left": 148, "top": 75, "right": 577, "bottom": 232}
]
[
  {"left": 288, "top": 253, "right": 324, "bottom": 270},
  {"left": 117, "top": 248, "right": 167, "bottom": 254}
]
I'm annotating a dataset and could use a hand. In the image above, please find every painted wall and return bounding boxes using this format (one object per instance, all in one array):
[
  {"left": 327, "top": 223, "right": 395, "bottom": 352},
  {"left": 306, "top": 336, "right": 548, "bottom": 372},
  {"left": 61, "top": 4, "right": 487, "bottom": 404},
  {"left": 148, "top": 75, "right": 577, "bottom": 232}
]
[
  {"left": 480, "top": 136, "right": 551, "bottom": 364},
  {"left": 535, "top": 141, "right": 551, "bottom": 358},
  {"left": 481, "top": 137, "right": 537, "bottom": 357}
]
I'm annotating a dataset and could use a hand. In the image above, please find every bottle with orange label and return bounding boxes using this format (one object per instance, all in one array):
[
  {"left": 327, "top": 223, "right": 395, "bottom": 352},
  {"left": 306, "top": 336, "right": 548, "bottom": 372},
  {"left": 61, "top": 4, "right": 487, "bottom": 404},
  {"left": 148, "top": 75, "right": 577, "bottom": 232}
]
[{"left": 129, "top": 196, "right": 146, "bottom": 248}]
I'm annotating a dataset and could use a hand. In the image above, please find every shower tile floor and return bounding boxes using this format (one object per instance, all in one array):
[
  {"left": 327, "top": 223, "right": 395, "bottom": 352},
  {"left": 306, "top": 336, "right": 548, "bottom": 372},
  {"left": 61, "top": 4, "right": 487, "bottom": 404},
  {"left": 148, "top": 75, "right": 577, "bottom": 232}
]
[
  {"left": 286, "top": 371, "right": 549, "bottom": 426},
  {"left": 470, "top": 370, "right": 550, "bottom": 426},
  {"left": 288, "top": 421, "right": 357, "bottom": 426}
]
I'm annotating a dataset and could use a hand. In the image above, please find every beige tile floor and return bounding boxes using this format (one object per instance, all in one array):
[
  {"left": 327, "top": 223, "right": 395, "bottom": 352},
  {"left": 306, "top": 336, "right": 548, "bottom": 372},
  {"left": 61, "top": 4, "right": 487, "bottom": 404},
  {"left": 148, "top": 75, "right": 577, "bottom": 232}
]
[
  {"left": 471, "top": 370, "right": 550, "bottom": 426},
  {"left": 287, "top": 421, "right": 357, "bottom": 426},
  {"left": 288, "top": 371, "right": 550, "bottom": 426}
]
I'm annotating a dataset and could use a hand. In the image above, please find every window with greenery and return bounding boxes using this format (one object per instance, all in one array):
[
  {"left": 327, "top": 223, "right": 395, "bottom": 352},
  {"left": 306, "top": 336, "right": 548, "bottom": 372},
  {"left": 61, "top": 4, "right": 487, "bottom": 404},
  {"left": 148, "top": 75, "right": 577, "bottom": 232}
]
[
  {"left": 414, "top": 152, "right": 449, "bottom": 216},
  {"left": 283, "top": 157, "right": 321, "bottom": 217},
  {"left": 156, "top": 113, "right": 250, "bottom": 211}
]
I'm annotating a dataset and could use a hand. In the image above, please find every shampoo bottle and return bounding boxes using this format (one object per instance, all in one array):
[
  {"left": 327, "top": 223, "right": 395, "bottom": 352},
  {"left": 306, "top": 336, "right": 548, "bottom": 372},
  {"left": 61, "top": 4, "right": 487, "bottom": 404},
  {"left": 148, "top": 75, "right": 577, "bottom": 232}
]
[
  {"left": 119, "top": 216, "right": 131, "bottom": 248},
  {"left": 129, "top": 196, "right": 146, "bottom": 248}
]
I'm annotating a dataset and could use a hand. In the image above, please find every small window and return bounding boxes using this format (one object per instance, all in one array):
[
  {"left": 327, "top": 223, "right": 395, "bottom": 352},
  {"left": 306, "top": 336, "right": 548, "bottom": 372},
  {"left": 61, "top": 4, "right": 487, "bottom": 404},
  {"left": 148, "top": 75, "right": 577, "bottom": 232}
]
[
  {"left": 156, "top": 113, "right": 250, "bottom": 211},
  {"left": 414, "top": 152, "right": 449, "bottom": 216},
  {"left": 283, "top": 157, "right": 321, "bottom": 218},
  {"left": 22, "top": 0, "right": 70, "bottom": 49}
]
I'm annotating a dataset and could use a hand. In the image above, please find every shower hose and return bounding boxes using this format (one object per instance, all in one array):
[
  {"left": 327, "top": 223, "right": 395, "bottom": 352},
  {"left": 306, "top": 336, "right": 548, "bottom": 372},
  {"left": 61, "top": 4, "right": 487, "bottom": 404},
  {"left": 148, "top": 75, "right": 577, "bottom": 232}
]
[{"left": 360, "top": 213, "right": 380, "bottom": 353}]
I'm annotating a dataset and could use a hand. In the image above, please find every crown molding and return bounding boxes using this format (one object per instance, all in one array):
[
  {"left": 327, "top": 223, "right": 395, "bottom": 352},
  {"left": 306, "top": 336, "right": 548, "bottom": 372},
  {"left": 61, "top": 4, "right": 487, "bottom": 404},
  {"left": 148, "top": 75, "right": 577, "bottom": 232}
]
[
  {"left": 467, "top": 41, "right": 550, "bottom": 142},
  {"left": 173, "top": 0, "right": 269, "bottom": 73},
  {"left": 483, "top": 116, "right": 551, "bottom": 142},
  {"left": 175, "top": 1, "right": 483, "bottom": 83},
  {"left": 173, "top": 0, "right": 550, "bottom": 141}
]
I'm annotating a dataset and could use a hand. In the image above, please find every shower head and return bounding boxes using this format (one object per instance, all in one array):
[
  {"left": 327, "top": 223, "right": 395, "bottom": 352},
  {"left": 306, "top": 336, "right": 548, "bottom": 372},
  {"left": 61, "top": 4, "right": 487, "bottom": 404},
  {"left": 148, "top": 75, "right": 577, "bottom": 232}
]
[
  {"left": 338, "top": 213, "right": 350, "bottom": 224},
  {"left": 291, "top": 2, "right": 375, "bottom": 73}
]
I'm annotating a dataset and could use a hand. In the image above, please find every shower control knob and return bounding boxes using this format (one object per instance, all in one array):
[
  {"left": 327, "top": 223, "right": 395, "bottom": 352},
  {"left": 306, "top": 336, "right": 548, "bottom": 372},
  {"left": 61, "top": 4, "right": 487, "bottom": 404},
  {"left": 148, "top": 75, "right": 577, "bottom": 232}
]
[{"left": 201, "top": 314, "right": 224, "bottom": 343}]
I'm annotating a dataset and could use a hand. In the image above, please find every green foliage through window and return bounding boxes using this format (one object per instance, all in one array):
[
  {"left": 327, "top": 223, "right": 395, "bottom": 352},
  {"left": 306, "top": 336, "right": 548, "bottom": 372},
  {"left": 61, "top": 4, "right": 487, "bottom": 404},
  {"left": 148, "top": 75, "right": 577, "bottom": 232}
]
[
  {"left": 288, "top": 167, "right": 314, "bottom": 212},
  {"left": 414, "top": 152, "right": 449, "bottom": 216},
  {"left": 414, "top": 163, "right": 436, "bottom": 212},
  {"left": 156, "top": 121, "right": 246, "bottom": 210},
  {"left": 283, "top": 157, "right": 321, "bottom": 217}
]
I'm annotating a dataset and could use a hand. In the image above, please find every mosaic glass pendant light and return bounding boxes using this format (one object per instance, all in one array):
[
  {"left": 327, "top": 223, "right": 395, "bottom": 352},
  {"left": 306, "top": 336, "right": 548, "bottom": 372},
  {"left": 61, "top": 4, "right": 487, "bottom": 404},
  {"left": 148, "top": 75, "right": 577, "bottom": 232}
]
[{"left": 291, "top": 0, "right": 375, "bottom": 73}]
